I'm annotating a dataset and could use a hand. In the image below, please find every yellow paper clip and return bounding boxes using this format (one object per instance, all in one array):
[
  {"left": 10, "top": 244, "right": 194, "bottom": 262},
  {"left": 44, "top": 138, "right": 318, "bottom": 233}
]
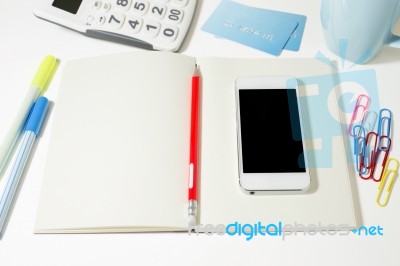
[{"left": 376, "top": 158, "right": 399, "bottom": 207}]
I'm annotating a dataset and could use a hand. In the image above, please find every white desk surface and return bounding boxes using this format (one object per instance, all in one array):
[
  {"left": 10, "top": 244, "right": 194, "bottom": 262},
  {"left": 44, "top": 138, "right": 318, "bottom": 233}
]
[{"left": 1, "top": 0, "right": 399, "bottom": 265}]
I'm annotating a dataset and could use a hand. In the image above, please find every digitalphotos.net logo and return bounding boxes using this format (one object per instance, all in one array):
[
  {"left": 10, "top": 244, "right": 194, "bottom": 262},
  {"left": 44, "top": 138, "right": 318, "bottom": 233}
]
[{"left": 188, "top": 221, "right": 384, "bottom": 241}]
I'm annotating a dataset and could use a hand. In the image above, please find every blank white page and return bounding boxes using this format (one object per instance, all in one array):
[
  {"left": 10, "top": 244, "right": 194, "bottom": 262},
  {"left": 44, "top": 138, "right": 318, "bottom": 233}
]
[
  {"left": 197, "top": 58, "right": 357, "bottom": 228},
  {"left": 35, "top": 52, "right": 195, "bottom": 232}
]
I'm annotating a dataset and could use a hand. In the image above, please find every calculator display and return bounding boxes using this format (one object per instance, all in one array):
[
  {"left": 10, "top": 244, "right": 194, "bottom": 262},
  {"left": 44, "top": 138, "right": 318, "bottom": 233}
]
[
  {"left": 52, "top": 0, "right": 83, "bottom": 14},
  {"left": 34, "top": 0, "right": 197, "bottom": 52}
]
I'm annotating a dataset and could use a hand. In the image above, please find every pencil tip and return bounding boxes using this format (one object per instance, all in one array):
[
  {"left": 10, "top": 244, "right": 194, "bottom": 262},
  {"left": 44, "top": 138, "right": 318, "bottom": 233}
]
[{"left": 193, "top": 65, "right": 200, "bottom": 76}]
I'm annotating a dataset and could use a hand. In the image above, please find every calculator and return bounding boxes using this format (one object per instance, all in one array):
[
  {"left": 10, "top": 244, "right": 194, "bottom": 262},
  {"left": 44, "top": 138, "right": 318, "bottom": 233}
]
[{"left": 33, "top": 0, "right": 197, "bottom": 52}]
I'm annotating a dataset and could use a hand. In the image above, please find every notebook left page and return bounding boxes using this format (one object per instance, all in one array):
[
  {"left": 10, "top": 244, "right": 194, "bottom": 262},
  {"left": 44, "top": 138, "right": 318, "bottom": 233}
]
[{"left": 35, "top": 52, "right": 195, "bottom": 233}]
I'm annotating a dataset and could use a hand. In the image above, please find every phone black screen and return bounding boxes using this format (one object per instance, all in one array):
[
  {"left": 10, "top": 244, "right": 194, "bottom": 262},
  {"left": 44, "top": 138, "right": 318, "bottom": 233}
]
[{"left": 238, "top": 89, "right": 306, "bottom": 173}]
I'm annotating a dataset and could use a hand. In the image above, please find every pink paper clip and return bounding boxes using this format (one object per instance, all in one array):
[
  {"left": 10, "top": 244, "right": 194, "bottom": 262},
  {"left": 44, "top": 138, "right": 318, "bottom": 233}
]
[{"left": 348, "top": 94, "right": 370, "bottom": 136}]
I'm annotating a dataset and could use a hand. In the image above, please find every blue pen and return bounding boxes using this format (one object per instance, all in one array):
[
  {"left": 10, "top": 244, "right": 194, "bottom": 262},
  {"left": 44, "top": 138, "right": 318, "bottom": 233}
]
[{"left": 0, "top": 97, "right": 49, "bottom": 237}]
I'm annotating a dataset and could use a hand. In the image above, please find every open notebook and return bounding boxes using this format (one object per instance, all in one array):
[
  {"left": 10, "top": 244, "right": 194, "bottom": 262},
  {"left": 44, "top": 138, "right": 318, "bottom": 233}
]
[{"left": 35, "top": 52, "right": 357, "bottom": 233}]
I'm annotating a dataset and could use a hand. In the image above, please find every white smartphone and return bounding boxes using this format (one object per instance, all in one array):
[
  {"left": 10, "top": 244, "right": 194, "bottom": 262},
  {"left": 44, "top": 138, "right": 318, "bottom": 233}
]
[
  {"left": 33, "top": 0, "right": 197, "bottom": 52},
  {"left": 235, "top": 76, "right": 311, "bottom": 194}
]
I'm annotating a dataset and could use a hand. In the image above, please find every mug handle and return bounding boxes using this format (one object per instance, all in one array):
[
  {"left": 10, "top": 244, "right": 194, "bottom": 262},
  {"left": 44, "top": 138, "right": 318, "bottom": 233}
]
[{"left": 385, "top": 34, "right": 400, "bottom": 48}]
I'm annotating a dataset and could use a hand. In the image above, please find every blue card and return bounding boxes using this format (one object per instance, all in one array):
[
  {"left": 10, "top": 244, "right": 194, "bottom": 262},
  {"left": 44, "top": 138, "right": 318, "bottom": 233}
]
[
  {"left": 274, "top": 11, "right": 307, "bottom": 51},
  {"left": 202, "top": 1, "right": 306, "bottom": 55},
  {"left": 245, "top": 4, "right": 307, "bottom": 51}
]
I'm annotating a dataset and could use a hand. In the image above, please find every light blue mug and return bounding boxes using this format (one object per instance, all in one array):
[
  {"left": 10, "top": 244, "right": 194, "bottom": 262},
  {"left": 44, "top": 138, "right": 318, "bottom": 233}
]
[{"left": 321, "top": 0, "right": 400, "bottom": 64}]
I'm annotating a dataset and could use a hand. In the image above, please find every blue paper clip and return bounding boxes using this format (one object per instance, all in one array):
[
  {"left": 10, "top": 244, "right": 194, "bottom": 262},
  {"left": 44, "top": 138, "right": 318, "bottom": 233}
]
[
  {"left": 361, "top": 111, "right": 378, "bottom": 133},
  {"left": 376, "top": 158, "right": 399, "bottom": 207},
  {"left": 352, "top": 125, "right": 367, "bottom": 174},
  {"left": 377, "top": 109, "right": 392, "bottom": 138},
  {"left": 371, "top": 136, "right": 391, "bottom": 182},
  {"left": 348, "top": 94, "right": 370, "bottom": 136}
]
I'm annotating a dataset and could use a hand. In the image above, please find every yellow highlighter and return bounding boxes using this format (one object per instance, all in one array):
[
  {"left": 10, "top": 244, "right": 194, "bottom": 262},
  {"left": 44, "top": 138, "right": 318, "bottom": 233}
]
[{"left": 0, "top": 55, "right": 57, "bottom": 174}]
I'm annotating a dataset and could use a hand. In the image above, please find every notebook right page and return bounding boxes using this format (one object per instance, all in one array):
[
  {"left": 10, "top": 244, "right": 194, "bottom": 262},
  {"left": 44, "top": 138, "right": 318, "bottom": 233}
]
[{"left": 197, "top": 58, "right": 357, "bottom": 229}]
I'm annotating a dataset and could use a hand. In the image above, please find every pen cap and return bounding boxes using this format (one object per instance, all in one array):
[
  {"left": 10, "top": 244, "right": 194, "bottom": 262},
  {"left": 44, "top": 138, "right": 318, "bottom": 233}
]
[
  {"left": 31, "top": 55, "right": 57, "bottom": 94},
  {"left": 24, "top": 97, "right": 49, "bottom": 136}
]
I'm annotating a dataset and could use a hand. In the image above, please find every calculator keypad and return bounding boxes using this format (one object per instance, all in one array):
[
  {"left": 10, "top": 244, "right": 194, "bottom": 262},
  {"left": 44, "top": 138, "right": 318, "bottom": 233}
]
[{"left": 85, "top": 0, "right": 193, "bottom": 50}]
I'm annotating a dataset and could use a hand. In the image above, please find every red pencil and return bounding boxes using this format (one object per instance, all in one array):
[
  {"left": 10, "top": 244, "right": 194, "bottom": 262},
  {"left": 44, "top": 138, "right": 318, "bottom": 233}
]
[{"left": 188, "top": 65, "right": 200, "bottom": 221}]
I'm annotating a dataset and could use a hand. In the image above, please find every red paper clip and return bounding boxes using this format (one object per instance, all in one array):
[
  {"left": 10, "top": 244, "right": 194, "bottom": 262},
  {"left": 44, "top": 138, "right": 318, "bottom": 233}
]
[
  {"left": 359, "top": 131, "right": 378, "bottom": 180},
  {"left": 370, "top": 136, "right": 391, "bottom": 182}
]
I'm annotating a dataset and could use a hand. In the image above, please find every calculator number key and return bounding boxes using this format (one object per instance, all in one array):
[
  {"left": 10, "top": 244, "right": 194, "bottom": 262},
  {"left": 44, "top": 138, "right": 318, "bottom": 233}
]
[
  {"left": 132, "top": 0, "right": 150, "bottom": 16},
  {"left": 107, "top": 13, "right": 125, "bottom": 29},
  {"left": 167, "top": 8, "right": 183, "bottom": 24},
  {"left": 149, "top": 4, "right": 166, "bottom": 20},
  {"left": 125, "top": 17, "right": 143, "bottom": 34},
  {"left": 161, "top": 25, "right": 178, "bottom": 42},
  {"left": 115, "top": 0, "right": 132, "bottom": 11},
  {"left": 142, "top": 21, "right": 161, "bottom": 38}
]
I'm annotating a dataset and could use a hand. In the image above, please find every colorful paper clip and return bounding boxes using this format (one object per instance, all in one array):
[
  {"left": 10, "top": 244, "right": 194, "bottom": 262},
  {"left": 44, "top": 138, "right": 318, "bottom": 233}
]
[
  {"left": 370, "top": 136, "right": 391, "bottom": 182},
  {"left": 348, "top": 94, "right": 370, "bottom": 136},
  {"left": 352, "top": 125, "right": 367, "bottom": 174},
  {"left": 359, "top": 131, "right": 378, "bottom": 179},
  {"left": 376, "top": 158, "right": 399, "bottom": 207},
  {"left": 360, "top": 111, "right": 378, "bottom": 133},
  {"left": 357, "top": 108, "right": 393, "bottom": 182},
  {"left": 377, "top": 108, "right": 392, "bottom": 138}
]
